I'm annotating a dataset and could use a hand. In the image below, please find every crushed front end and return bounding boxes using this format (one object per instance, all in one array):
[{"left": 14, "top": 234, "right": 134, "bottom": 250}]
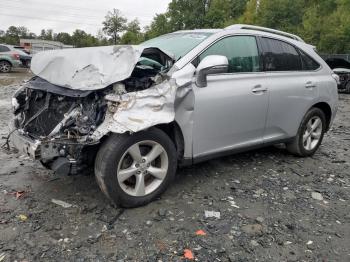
[
  {"left": 11, "top": 77, "right": 108, "bottom": 175},
  {"left": 10, "top": 46, "right": 176, "bottom": 175}
]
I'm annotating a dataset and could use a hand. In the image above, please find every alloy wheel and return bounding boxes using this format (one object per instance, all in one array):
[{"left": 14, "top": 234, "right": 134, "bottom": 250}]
[
  {"left": 302, "top": 116, "right": 323, "bottom": 151},
  {"left": 117, "top": 140, "right": 169, "bottom": 197},
  {"left": 0, "top": 61, "right": 11, "bottom": 73}
]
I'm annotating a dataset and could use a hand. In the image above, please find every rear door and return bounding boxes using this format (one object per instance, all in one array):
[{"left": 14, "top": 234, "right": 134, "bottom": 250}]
[
  {"left": 192, "top": 35, "right": 270, "bottom": 159},
  {"left": 259, "top": 37, "right": 321, "bottom": 143}
]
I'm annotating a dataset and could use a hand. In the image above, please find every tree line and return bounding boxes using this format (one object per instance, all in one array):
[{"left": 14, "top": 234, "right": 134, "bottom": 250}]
[
  {"left": 145, "top": 0, "right": 350, "bottom": 53},
  {"left": 1, "top": 0, "right": 349, "bottom": 53}
]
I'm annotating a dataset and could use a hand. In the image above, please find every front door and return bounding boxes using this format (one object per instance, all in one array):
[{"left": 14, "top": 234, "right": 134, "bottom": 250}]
[{"left": 192, "top": 35, "right": 269, "bottom": 159}]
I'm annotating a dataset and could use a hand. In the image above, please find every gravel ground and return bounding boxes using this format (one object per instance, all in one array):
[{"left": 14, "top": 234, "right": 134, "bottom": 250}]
[{"left": 0, "top": 71, "right": 349, "bottom": 262}]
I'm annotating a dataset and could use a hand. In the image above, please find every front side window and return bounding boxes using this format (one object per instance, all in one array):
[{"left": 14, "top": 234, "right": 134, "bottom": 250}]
[
  {"left": 198, "top": 36, "right": 260, "bottom": 73},
  {"left": 261, "top": 37, "right": 302, "bottom": 71}
]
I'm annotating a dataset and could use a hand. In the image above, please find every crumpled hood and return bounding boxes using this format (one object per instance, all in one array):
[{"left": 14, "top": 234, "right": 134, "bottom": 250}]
[{"left": 31, "top": 45, "right": 145, "bottom": 91}]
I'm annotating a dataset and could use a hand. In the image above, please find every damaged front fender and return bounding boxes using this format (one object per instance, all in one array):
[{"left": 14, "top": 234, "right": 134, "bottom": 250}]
[{"left": 92, "top": 78, "right": 178, "bottom": 138}]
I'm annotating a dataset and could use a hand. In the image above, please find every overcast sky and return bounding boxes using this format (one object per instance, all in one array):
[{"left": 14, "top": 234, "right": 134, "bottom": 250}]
[{"left": 0, "top": 0, "right": 171, "bottom": 35}]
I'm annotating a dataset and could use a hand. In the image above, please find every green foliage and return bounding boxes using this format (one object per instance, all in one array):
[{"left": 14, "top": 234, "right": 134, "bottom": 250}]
[
  {"left": 299, "top": 0, "right": 350, "bottom": 53},
  {"left": 144, "top": 14, "right": 171, "bottom": 40},
  {"left": 0, "top": 26, "right": 34, "bottom": 45},
  {"left": 167, "top": 0, "right": 209, "bottom": 30},
  {"left": 55, "top": 32, "right": 73, "bottom": 46},
  {"left": 255, "top": 0, "right": 304, "bottom": 32},
  {"left": 102, "top": 8, "right": 127, "bottom": 45},
  {"left": 40, "top": 29, "right": 53, "bottom": 41},
  {"left": 120, "top": 19, "right": 144, "bottom": 44},
  {"left": 71, "top": 30, "right": 100, "bottom": 48},
  {"left": 239, "top": 0, "right": 350, "bottom": 53},
  {"left": 205, "top": 0, "right": 232, "bottom": 28},
  {"left": 206, "top": 0, "right": 249, "bottom": 27}
]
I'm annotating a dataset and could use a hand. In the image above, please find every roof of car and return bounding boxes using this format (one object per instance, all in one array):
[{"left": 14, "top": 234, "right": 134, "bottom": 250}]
[
  {"left": 0, "top": 44, "right": 15, "bottom": 49},
  {"left": 169, "top": 29, "right": 222, "bottom": 34},
  {"left": 173, "top": 24, "right": 307, "bottom": 46}
]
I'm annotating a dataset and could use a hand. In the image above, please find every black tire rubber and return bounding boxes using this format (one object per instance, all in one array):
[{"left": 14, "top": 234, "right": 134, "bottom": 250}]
[
  {"left": 0, "top": 60, "right": 12, "bottom": 73},
  {"left": 94, "top": 128, "right": 177, "bottom": 208},
  {"left": 286, "top": 107, "right": 326, "bottom": 157},
  {"left": 345, "top": 82, "right": 350, "bottom": 94}
]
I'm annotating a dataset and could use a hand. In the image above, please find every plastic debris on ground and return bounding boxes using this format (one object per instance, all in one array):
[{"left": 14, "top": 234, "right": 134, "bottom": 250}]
[
  {"left": 204, "top": 210, "right": 221, "bottom": 219},
  {"left": 7, "top": 190, "right": 26, "bottom": 199},
  {"left": 17, "top": 214, "right": 28, "bottom": 221},
  {"left": 311, "top": 192, "right": 324, "bottom": 201},
  {"left": 227, "top": 196, "right": 240, "bottom": 208},
  {"left": 51, "top": 199, "right": 73, "bottom": 208}
]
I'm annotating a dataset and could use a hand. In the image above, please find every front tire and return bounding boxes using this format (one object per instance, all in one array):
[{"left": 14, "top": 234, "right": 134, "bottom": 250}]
[
  {"left": 95, "top": 128, "right": 177, "bottom": 208},
  {"left": 286, "top": 108, "right": 326, "bottom": 157},
  {"left": 0, "top": 61, "right": 11, "bottom": 73}
]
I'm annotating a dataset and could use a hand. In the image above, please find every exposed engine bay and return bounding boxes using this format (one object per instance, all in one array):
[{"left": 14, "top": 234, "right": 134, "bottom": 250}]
[{"left": 11, "top": 47, "right": 175, "bottom": 175}]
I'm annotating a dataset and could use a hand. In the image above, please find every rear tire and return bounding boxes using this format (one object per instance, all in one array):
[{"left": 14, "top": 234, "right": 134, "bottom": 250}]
[
  {"left": 95, "top": 128, "right": 177, "bottom": 208},
  {"left": 0, "top": 61, "right": 11, "bottom": 73},
  {"left": 286, "top": 108, "right": 326, "bottom": 157}
]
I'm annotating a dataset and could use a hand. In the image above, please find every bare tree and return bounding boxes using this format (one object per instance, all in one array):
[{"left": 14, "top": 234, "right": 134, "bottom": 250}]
[{"left": 102, "top": 9, "right": 127, "bottom": 45}]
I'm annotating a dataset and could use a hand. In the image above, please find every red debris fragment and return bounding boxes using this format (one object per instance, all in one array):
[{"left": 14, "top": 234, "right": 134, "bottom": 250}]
[
  {"left": 184, "top": 249, "right": 194, "bottom": 260},
  {"left": 195, "top": 229, "right": 207, "bottom": 236},
  {"left": 7, "top": 191, "right": 26, "bottom": 199}
]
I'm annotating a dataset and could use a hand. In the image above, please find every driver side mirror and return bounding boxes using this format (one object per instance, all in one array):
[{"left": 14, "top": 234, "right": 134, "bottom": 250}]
[{"left": 195, "top": 55, "right": 229, "bottom": 87}]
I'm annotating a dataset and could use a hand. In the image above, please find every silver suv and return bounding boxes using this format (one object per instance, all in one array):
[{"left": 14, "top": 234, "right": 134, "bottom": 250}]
[{"left": 10, "top": 25, "right": 338, "bottom": 207}]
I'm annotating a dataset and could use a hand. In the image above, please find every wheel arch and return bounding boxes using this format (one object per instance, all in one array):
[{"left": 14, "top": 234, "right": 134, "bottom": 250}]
[
  {"left": 311, "top": 102, "right": 332, "bottom": 131},
  {"left": 0, "top": 59, "right": 13, "bottom": 66},
  {"left": 154, "top": 121, "right": 185, "bottom": 162}
]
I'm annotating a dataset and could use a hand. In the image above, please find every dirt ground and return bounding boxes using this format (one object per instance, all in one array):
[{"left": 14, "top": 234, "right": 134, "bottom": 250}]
[{"left": 0, "top": 70, "right": 349, "bottom": 262}]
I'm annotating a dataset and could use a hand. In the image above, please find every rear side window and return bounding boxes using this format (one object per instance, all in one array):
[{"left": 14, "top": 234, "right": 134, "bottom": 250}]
[
  {"left": 261, "top": 37, "right": 302, "bottom": 71},
  {"left": 299, "top": 50, "right": 320, "bottom": 70},
  {"left": 199, "top": 36, "right": 261, "bottom": 73},
  {"left": 0, "top": 45, "right": 10, "bottom": 52}
]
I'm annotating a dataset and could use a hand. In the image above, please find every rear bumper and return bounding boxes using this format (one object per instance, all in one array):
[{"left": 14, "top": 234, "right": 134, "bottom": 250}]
[{"left": 20, "top": 58, "right": 31, "bottom": 68}]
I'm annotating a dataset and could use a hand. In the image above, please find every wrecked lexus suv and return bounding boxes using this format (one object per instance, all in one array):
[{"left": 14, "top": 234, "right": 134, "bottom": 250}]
[{"left": 10, "top": 25, "right": 338, "bottom": 207}]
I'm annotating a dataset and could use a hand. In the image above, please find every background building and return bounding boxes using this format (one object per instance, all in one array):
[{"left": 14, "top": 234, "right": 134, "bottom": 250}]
[{"left": 19, "top": 39, "right": 74, "bottom": 54}]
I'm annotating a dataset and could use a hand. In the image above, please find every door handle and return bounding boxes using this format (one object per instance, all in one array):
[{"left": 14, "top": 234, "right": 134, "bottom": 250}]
[
  {"left": 252, "top": 85, "right": 268, "bottom": 94},
  {"left": 305, "top": 81, "right": 317, "bottom": 88}
]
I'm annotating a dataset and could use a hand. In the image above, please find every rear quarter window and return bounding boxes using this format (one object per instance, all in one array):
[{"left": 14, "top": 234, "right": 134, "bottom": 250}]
[
  {"left": 299, "top": 50, "right": 320, "bottom": 70},
  {"left": 0, "top": 45, "right": 10, "bottom": 52}
]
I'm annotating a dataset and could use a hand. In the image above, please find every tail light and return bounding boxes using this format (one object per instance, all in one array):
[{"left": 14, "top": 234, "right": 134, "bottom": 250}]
[{"left": 12, "top": 53, "right": 20, "bottom": 60}]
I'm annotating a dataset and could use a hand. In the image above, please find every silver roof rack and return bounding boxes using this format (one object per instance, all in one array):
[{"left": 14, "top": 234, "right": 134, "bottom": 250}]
[{"left": 225, "top": 24, "right": 304, "bottom": 42}]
